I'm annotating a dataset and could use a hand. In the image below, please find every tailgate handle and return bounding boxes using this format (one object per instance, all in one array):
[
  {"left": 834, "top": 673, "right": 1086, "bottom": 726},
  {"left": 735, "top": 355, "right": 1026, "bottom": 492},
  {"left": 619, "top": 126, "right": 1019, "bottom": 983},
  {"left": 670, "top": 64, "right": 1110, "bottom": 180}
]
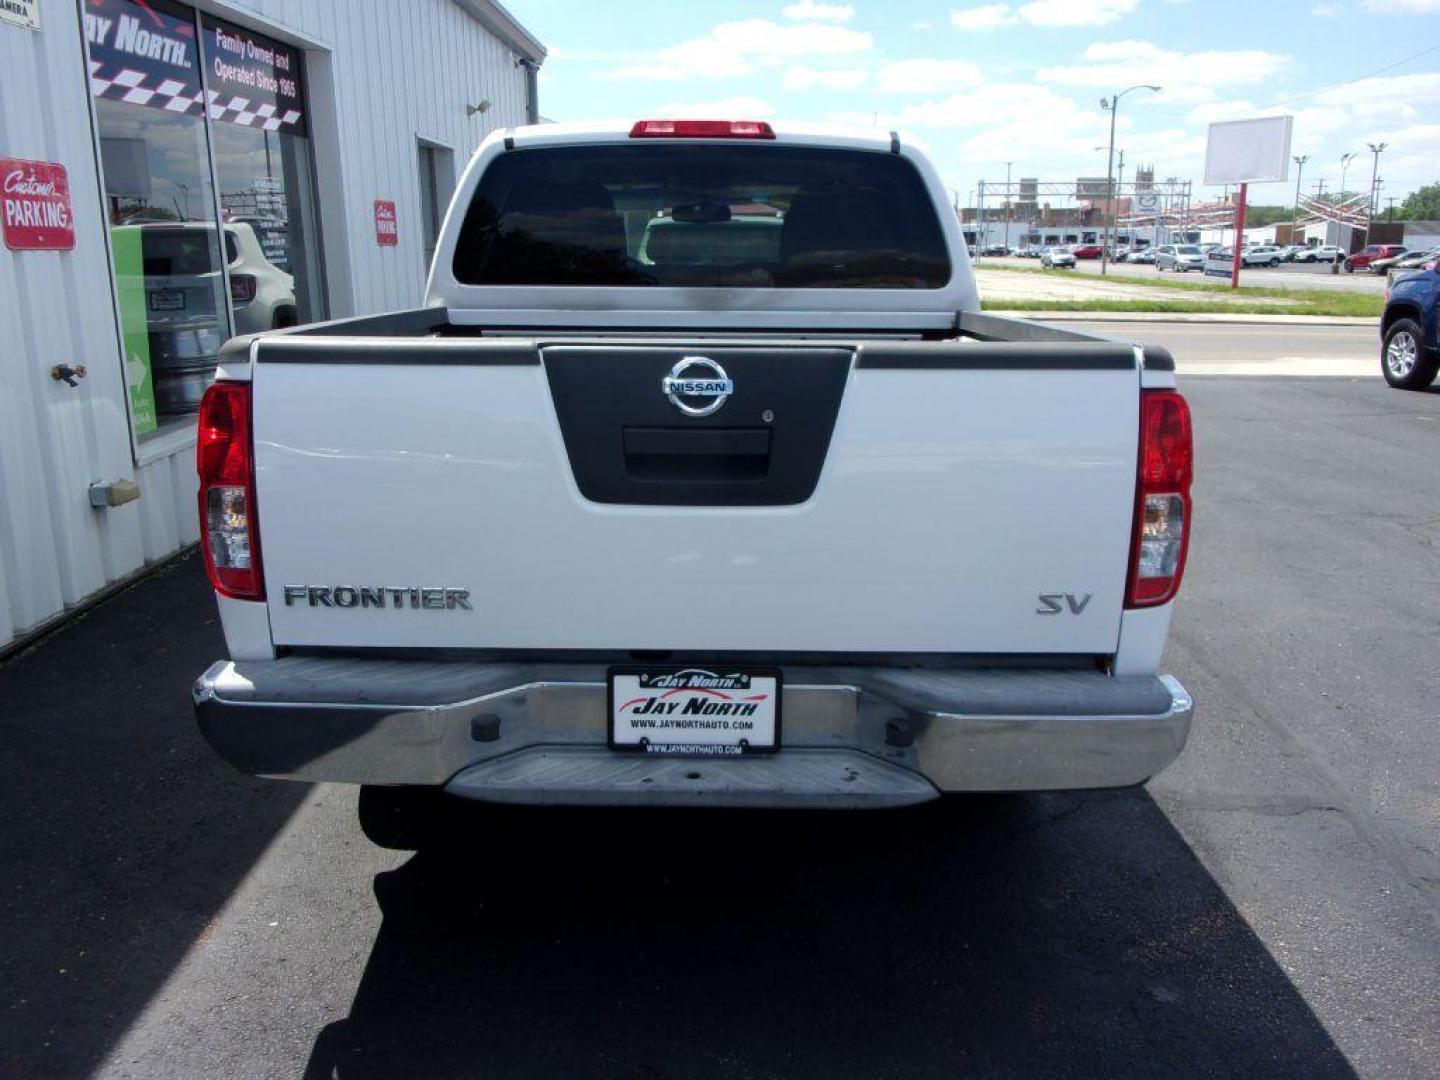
[
  {"left": 622, "top": 427, "right": 771, "bottom": 484},
  {"left": 623, "top": 428, "right": 770, "bottom": 457}
]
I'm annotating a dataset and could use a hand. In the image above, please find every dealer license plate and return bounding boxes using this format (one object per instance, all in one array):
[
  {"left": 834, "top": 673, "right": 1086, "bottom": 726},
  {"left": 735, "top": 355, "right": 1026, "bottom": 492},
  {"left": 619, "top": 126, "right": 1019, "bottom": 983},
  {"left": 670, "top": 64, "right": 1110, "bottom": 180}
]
[
  {"left": 148, "top": 289, "right": 186, "bottom": 312},
  {"left": 609, "top": 667, "right": 780, "bottom": 755}
]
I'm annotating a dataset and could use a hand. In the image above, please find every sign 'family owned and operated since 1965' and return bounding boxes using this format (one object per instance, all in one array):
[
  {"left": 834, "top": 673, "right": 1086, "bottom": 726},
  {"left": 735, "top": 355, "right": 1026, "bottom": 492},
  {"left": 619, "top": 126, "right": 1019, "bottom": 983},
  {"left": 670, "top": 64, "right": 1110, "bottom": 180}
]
[
  {"left": 1, "top": 159, "right": 75, "bottom": 251},
  {"left": 83, "top": 0, "right": 306, "bottom": 134},
  {"left": 374, "top": 200, "right": 398, "bottom": 246}
]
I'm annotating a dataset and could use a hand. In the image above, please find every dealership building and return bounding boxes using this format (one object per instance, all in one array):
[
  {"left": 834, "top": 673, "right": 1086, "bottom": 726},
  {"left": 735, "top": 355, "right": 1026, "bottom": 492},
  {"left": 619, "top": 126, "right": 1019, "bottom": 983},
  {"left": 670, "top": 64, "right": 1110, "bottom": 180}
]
[{"left": 0, "top": 0, "right": 544, "bottom": 652}]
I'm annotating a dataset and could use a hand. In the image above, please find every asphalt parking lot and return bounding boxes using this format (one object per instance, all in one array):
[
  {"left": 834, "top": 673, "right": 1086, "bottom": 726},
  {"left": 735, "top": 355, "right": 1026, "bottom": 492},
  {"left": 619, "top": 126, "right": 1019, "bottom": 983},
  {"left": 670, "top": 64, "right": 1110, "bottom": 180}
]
[
  {"left": 1, "top": 323, "right": 1436, "bottom": 1079},
  {"left": 982, "top": 254, "right": 1389, "bottom": 294}
]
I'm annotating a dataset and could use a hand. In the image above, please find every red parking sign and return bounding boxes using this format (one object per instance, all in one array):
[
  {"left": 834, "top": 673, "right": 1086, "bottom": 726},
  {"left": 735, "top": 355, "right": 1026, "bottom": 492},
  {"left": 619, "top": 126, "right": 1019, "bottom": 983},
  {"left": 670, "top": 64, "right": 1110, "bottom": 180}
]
[
  {"left": 374, "top": 199, "right": 397, "bottom": 246},
  {"left": 1, "top": 158, "right": 75, "bottom": 251}
]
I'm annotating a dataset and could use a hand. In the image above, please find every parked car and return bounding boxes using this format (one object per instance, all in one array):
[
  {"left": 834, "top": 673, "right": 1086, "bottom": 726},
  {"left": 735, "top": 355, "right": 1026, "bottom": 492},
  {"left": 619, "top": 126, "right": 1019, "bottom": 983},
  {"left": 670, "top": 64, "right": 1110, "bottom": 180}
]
[
  {"left": 1241, "top": 245, "right": 1284, "bottom": 267},
  {"left": 1279, "top": 245, "right": 1309, "bottom": 262},
  {"left": 1071, "top": 243, "right": 1103, "bottom": 259},
  {"left": 1367, "top": 247, "right": 1412, "bottom": 275},
  {"left": 111, "top": 221, "right": 296, "bottom": 414},
  {"left": 190, "top": 118, "right": 1194, "bottom": 843},
  {"left": 1154, "top": 244, "right": 1205, "bottom": 272},
  {"left": 1385, "top": 246, "right": 1440, "bottom": 275},
  {"left": 982, "top": 243, "right": 1010, "bottom": 256},
  {"left": 1379, "top": 260, "right": 1439, "bottom": 390},
  {"left": 1345, "top": 243, "right": 1405, "bottom": 273},
  {"left": 1040, "top": 245, "right": 1077, "bottom": 268},
  {"left": 1306, "top": 244, "right": 1344, "bottom": 263},
  {"left": 1129, "top": 248, "right": 1157, "bottom": 264}
]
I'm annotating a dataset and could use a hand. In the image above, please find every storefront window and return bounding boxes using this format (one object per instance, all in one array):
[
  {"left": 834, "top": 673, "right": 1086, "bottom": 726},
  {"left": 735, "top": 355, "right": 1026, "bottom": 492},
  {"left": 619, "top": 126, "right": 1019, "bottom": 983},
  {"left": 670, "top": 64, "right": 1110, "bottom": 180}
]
[
  {"left": 86, "top": 0, "right": 324, "bottom": 443},
  {"left": 203, "top": 13, "right": 325, "bottom": 333}
]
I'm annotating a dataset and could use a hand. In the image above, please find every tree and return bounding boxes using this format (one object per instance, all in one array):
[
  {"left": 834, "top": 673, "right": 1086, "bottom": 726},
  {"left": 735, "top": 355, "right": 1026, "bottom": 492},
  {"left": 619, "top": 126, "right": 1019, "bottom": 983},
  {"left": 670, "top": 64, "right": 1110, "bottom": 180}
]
[{"left": 1397, "top": 182, "right": 1440, "bottom": 220}]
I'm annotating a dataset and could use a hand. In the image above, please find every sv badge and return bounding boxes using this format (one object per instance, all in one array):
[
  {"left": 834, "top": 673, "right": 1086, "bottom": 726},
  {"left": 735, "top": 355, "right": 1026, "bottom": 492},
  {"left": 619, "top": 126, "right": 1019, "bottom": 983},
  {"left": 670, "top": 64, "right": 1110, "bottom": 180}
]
[{"left": 1037, "top": 593, "right": 1092, "bottom": 615}]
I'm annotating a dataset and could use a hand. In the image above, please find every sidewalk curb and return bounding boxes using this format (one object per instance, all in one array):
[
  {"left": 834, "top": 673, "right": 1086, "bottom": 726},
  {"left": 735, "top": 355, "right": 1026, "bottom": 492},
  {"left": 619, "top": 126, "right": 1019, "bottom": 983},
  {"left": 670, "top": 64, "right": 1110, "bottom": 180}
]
[{"left": 987, "top": 310, "right": 1378, "bottom": 327}]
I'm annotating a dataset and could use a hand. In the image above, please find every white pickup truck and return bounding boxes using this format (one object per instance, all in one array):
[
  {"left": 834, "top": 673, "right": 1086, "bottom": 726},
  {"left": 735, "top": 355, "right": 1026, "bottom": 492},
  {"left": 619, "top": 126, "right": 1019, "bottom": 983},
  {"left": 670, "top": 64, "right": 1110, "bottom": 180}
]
[{"left": 192, "top": 119, "right": 1194, "bottom": 845}]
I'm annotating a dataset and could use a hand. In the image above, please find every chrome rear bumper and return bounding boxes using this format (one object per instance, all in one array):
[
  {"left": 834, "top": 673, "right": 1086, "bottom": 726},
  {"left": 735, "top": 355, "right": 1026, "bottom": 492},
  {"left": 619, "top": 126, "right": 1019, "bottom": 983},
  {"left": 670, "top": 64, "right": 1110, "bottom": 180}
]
[{"left": 193, "top": 658, "right": 1193, "bottom": 807}]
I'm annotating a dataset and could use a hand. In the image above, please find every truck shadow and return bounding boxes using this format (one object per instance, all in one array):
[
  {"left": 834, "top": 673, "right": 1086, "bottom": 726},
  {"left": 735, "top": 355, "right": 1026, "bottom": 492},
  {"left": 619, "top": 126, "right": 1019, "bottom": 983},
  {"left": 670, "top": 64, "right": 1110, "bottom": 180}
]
[
  {"left": 305, "top": 792, "right": 1355, "bottom": 1080},
  {"left": 0, "top": 554, "right": 310, "bottom": 1080}
]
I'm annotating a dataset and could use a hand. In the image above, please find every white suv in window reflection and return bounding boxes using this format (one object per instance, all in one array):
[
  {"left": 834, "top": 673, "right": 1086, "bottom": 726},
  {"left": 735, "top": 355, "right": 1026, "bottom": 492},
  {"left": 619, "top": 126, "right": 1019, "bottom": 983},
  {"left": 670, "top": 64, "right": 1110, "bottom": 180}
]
[{"left": 112, "top": 220, "right": 297, "bottom": 413}]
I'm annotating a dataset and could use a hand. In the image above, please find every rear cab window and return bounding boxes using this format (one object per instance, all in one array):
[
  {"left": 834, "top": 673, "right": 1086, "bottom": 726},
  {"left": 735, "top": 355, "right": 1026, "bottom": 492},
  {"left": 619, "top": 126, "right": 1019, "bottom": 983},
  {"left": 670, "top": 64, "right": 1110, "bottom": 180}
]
[{"left": 452, "top": 144, "right": 952, "bottom": 289}]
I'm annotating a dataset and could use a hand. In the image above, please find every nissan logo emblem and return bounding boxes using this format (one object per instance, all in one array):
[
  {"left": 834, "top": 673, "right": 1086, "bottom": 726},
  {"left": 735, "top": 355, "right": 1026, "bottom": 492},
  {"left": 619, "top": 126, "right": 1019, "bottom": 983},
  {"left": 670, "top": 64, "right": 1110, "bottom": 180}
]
[{"left": 662, "top": 356, "right": 733, "bottom": 417}]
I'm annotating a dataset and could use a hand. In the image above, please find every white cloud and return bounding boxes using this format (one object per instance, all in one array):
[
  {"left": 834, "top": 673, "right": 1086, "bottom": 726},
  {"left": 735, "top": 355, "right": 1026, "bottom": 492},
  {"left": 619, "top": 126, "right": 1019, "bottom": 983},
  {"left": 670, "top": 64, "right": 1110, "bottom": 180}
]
[
  {"left": 1310, "top": 72, "right": 1440, "bottom": 126},
  {"left": 950, "top": 4, "right": 1018, "bottom": 30},
  {"left": 909, "top": 20, "right": 934, "bottom": 29},
  {"left": 1039, "top": 40, "right": 1290, "bottom": 91},
  {"left": 1361, "top": 0, "right": 1440, "bottom": 11},
  {"left": 1311, "top": 2, "right": 1343, "bottom": 15},
  {"left": 876, "top": 58, "right": 984, "bottom": 92},
  {"left": 654, "top": 96, "right": 776, "bottom": 119},
  {"left": 1018, "top": 0, "right": 1139, "bottom": 26},
  {"left": 606, "top": 19, "right": 872, "bottom": 80},
  {"left": 784, "top": 65, "right": 870, "bottom": 90},
  {"left": 950, "top": 0, "right": 1139, "bottom": 29},
  {"left": 782, "top": 0, "right": 855, "bottom": 22}
]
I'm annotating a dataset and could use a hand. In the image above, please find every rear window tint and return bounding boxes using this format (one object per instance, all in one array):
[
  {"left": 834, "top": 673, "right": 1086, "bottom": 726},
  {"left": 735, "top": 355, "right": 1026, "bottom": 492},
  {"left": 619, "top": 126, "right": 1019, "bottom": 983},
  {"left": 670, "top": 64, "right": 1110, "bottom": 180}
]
[
  {"left": 140, "top": 228, "right": 221, "bottom": 276},
  {"left": 452, "top": 144, "right": 951, "bottom": 289}
]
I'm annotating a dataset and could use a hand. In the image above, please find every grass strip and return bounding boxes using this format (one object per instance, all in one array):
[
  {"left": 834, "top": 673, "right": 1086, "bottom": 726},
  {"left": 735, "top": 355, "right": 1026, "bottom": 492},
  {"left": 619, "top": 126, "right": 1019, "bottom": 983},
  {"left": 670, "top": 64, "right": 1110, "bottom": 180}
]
[
  {"left": 976, "top": 264, "right": 1383, "bottom": 316},
  {"left": 983, "top": 296, "right": 1382, "bottom": 316}
]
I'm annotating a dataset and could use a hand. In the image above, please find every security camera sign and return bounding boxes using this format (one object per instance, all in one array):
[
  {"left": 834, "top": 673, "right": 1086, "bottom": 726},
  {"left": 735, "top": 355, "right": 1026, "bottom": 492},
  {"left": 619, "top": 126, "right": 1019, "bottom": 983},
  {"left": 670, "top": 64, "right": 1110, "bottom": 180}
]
[
  {"left": 0, "top": 0, "right": 39, "bottom": 29},
  {"left": 1, "top": 159, "right": 75, "bottom": 251}
]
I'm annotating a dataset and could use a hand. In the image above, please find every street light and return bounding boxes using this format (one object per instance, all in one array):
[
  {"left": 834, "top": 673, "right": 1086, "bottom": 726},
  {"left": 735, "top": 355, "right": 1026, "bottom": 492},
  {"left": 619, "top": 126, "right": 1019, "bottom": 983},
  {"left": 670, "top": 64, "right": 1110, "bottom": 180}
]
[
  {"left": 1339, "top": 151, "right": 1356, "bottom": 198},
  {"left": 1291, "top": 154, "right": 1308, "bottom": 245},
  {"left": 1099, "top": 84, "right": 1161, "bottom": 276}
]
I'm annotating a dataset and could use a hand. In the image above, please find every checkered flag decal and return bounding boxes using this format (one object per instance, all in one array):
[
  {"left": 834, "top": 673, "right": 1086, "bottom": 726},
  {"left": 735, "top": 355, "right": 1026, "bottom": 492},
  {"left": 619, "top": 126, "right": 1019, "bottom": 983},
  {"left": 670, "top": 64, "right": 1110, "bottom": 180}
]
[
  {"left": 89, "top": 61, "right": 204, "bottom": 115},
  {"left": 206, "top": 92, "right": 302, "bottom": 132},
  {"left": 89, "top": 62, "right": 303, "bottom": 132}
]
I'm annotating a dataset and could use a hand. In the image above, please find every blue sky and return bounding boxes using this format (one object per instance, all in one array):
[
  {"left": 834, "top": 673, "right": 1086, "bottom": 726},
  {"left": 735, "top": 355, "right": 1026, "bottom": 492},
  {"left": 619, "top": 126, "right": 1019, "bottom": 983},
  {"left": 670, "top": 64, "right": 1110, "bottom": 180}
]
[{"left": 521, "top": 0, "right": 1440, "bottom": 207}]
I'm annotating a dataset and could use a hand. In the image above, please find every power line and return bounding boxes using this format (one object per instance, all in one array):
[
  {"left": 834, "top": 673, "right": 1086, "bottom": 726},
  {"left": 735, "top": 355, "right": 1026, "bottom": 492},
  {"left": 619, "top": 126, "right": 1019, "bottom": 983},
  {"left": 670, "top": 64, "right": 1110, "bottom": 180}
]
[{"left": 1265, "top": 42, "right": 1440, "bottom": 109}]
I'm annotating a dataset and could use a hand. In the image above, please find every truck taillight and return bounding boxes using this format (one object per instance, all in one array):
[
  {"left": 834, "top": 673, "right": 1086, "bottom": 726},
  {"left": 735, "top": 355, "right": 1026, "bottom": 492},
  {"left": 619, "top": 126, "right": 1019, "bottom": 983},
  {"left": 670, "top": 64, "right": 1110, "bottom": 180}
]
[
  {"left": 197, "top": 381, "right": 264, "bottom": 600},
  {"left": 1126, "top": 389, "right": 1192, "bottom": 608},
  {"left": 629, "top": 119, "right": 776, "bottom": 139}
]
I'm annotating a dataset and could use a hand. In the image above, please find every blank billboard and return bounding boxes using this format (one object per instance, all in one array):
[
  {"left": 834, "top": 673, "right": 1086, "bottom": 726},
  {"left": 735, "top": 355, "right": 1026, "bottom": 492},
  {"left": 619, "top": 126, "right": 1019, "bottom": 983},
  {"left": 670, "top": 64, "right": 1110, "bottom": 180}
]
[{"left": 1204, "top": 116, "right": 1293, "bottom": 185}]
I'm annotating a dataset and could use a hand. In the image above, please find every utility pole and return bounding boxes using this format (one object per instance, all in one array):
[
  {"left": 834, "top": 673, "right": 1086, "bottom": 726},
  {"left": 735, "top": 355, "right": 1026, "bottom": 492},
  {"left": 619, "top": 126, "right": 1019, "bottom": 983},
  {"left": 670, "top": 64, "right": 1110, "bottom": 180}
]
[
  {"left": 1003, "top": 161, "right": 1012, "bottom": 252},
  {"left": 1366, "top": 142, "right": 1387, "bottom": 235},
  {"left": 1386, "top": 196, "right": 1397, "bottom": 221},
  {"left": 1115, "top": 149, "right": 1125, "bottom": 250},
  {"left": 1291, "top": 154, "right": 1308, "bottom": 245},
  {"left": 977, "top": 179, "right": 985, "bottom": 256}
]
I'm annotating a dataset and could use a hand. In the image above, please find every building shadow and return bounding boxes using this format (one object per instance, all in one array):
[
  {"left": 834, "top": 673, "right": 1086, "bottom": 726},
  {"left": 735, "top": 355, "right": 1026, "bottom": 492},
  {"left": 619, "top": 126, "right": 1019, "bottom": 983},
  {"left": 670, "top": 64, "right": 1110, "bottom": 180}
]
[
  {"left": 306, "top": 791, "right": 1356, "bottom": 1080},
  {"left": 0, "top": 554, "right": 310, "bottom": 1080}
]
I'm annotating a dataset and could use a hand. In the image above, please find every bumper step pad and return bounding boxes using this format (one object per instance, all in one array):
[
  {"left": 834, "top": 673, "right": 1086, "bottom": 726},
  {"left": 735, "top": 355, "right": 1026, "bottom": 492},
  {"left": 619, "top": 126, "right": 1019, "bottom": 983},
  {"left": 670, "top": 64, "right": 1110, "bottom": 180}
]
[{"left": 445, "top": 746, "right": 939, "bottom": 809}]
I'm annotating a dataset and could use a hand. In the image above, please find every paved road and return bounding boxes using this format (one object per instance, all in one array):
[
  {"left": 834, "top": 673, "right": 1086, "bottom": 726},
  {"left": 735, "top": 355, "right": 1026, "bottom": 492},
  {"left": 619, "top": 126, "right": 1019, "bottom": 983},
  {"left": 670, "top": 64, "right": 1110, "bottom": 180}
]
[
  {"left": 1052, "top": 319, "right": 1379, "bottom": 377},
  {"left": 1, "top": 326, "right": 1436, "bottom": 1079},
  {"left": 983, "top": 255, "right": 1388, "bottom": 295}
]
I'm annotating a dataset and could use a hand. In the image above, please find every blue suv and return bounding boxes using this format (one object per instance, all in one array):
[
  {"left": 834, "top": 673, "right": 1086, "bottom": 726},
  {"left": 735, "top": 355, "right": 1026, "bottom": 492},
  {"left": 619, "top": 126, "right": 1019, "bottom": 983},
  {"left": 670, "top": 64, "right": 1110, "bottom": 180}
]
[{"left": 1381, "top": 263, "right": 1440, "bottom": 390}]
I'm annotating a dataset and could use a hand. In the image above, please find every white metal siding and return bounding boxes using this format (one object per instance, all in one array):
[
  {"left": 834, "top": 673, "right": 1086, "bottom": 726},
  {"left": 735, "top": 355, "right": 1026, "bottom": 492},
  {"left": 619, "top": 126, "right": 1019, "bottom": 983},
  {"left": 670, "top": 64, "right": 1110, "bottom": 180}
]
[
  {"left": 0, "top": 0, "right": 537, "bottom": 650},
  {"left": 214, "top": 0, "right": 533, "bottom": 317},
  {"left": 0, "top": 0, "right": 145, "bottom": 647}
]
